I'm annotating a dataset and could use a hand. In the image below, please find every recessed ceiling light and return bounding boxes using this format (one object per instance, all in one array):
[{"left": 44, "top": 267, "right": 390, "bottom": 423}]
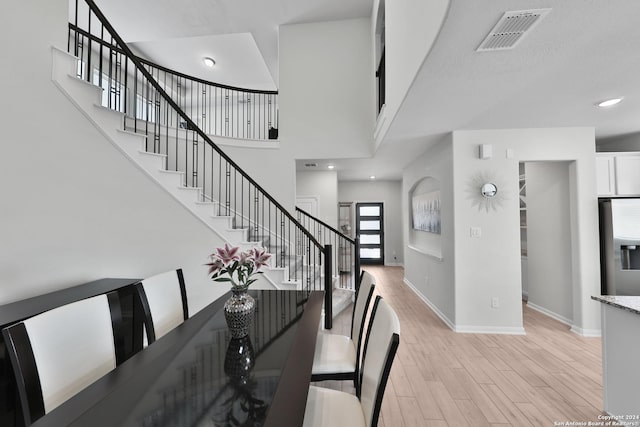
[
  {"left": 597, "top": 97, "right": 623, "bottom": 108},
  {"left": 203, "top": 57, "right": 216, "bottom": 68},
  {"left": 369, "top": 175, "right": 376, "bottom": 180},
  {"left": 327, "top": 165, "right": 335, "bottom": 169}
]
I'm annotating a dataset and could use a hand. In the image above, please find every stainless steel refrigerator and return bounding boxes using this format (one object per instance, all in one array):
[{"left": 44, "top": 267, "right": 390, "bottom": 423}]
[{"left": 600, "top": 198, "right": 640, "bottom": 295}]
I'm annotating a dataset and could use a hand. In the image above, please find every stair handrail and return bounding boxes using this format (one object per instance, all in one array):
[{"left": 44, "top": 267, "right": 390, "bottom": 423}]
[
  {"left": 295, "top": 207, "right": 360, "bottom": 292},
  {"left": 295, "top": 207, "right": 356, "bottom": 244},
  {"left": 78, "top": 0, "right": 320, "bottom": 250}
]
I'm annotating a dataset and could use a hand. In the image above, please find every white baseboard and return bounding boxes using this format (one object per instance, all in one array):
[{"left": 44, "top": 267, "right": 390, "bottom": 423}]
[
  {"left": 454, "top": 325, "right": 526, "bottom": 335},
  {"left": 402, "top": 277, "right": 456, "bottom": 331},
  {"left": 526, "top": 301, "right": 573, "bottom": 326},
  {"left": 403, "top": 277, "right": 526, "bottom": 335},
  {"left": 570, "top": 325, "right": 601, "bottom": 338},
  {"left": 526, "top": 301, "right": 601, "bottom": 337},
  {"left": 385, "top": 261, "right": 404, "bottom": 267}
]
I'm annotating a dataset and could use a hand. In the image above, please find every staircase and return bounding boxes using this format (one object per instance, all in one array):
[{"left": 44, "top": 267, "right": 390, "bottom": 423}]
[
  {"left": 61, "top": 0, "right": 358, "bottom": 324},
  {"left": 52, "top": 46, "right": 292, "bottom": 289}
]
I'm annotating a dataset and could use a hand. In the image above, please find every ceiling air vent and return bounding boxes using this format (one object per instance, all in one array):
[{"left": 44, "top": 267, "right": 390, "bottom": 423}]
[
  {"left": 304, "top": 163, "right": 318, "bottom": 168},
  {"left": 476, "top": 9, "right": 551, "bottom": 52}
]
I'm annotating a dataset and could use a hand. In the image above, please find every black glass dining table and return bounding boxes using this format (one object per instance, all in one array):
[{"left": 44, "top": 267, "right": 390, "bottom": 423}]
[{"left": 31, "top": 289, "right": 324, "bottom": 427}]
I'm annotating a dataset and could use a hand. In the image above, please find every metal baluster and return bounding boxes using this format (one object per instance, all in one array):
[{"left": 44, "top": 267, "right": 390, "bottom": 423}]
[{"left": 224, "top": 89, "right": 229, "bottom": 137}]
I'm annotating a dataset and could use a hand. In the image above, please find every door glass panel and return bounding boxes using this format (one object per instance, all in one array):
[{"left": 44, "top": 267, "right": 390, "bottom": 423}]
[
  {"left": 359, "top": 206, "right": 380, "bottom": 216},
  {"left": 360, "top": 234, "right": 381, "bottom": 244},
  {"left": 359, "top": 220, "right": 380, "bottom": 231},
  {"left": 360, "top": 248, "right": 381, "bottom": 258}
]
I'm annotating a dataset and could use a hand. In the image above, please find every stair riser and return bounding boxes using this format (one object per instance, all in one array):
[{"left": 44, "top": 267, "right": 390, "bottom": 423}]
[{"left": 136, "top": 152, "right": 166, "bottom": 172}]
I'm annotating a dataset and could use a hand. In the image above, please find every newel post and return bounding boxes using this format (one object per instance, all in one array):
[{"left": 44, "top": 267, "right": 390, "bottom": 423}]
[{"left": 323, "top": 244, "right": 333, "bottom": 329}]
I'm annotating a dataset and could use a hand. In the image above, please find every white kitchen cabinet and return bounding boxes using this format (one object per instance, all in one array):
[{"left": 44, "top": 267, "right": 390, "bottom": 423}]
[
  {"left": 596, "top": 154, "right": 616, "bottom": 196},
  {"left": 596, "top": 153, "right": 640, "bottom": 196},
  {"left": 615, "top": 155, "right": 640, "bottom": 195}
]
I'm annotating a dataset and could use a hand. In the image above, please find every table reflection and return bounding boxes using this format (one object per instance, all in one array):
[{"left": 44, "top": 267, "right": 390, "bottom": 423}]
[
  {"left": 134, "top": 290, "right": 308, "bottom": 427},
  {"left": 210, "top": 336, "right": 268, "bottom": 426}
]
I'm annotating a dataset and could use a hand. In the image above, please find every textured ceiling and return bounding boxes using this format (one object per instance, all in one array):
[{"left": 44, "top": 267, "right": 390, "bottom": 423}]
[{"left": 387, "top": 0, "right": 640, "bottom": 143}]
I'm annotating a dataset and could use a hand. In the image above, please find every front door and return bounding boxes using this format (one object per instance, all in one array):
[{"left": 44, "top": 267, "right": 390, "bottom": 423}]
[{"left": 356, "top": 203, "right": 384, "bottom": 265}]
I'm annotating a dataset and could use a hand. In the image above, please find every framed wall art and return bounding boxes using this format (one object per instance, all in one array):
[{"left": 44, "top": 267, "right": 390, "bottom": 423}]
[{"left": 412, "top": 190, "right": 441, "bottom": 234}]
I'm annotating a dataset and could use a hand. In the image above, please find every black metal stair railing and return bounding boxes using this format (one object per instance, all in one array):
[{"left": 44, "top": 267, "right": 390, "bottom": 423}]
[
  {"left": 68, "top": 0, "right": 333, "bottom": 328},
  {"left": 296, "top": 207, "right": 360, "bottom": 293}
]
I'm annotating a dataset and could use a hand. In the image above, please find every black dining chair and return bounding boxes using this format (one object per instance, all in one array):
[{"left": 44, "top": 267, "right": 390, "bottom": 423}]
[
  {"left": 311, "top": 270, "right": 376, "bottom": 392},
  {"left": 135, "top": 268, "right": 188, "bottom": 345},
  {"left": 2, "top": 292, "right": 124, "bottom": 426},
  {"left": 303, "top": 296, "right": 400, "bottom": 427}
]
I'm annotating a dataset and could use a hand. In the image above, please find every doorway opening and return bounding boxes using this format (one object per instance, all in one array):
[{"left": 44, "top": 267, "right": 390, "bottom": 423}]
[
  {"left": 356, "top": 202, "right": 384, "bottom": 265},
  {"left": 519, "top": 161, "right": 574, "bottom": 327}
]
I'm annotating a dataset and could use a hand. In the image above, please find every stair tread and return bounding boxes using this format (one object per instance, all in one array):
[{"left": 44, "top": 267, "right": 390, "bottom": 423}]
[
  {"left": 138, "top": 150, "right": 167, "bottom": 158},
  {"left": 116, "top": 128, "right": 146, "bottom": 138}
]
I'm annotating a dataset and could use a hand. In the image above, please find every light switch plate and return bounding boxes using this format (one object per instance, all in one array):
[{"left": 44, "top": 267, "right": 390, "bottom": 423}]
[{"left": 470, "top": 227, "right": 482, "bottom": 238}]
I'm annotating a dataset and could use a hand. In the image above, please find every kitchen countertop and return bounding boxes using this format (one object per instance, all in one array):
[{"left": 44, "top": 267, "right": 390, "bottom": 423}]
[{"left": 591, "top": 295, "right": 640, "bottom": 316}]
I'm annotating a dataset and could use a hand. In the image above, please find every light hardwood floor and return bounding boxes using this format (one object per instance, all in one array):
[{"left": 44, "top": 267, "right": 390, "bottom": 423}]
[{"left": 317, "top": 265, "right": 604, "bottom": 427}]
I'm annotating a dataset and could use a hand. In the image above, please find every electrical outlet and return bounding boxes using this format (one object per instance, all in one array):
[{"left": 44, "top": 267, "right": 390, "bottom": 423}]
[
  {"left": 470, "top": 227, "right": 482, "bottom": 238},
  {"left": 491, "top": 297, "right": 499, "bottom": 308}
]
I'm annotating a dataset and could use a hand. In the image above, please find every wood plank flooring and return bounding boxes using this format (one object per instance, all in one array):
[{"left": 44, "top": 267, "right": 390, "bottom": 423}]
[{"left": 315, "top": 266, "right": 605, "bottom": 427}]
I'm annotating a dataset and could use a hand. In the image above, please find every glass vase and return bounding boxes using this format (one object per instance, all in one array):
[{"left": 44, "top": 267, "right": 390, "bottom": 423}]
[{"left": 224, "top": 289, "right": 255, "bottom": 338}]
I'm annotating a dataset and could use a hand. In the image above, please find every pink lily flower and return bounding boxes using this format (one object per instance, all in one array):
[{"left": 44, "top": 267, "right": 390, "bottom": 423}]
[
  {"left": 251, "top": 247, "right": 272, "bottom": 269},
  {"left": 216, "top": 243, "right": 240, "bottom": 265}
]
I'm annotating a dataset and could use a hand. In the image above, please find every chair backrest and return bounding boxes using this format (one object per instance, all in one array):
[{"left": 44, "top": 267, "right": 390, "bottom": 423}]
[
  {"left": 136, "top": 268, "right": 188, "bottom": 344},
  {"left": 2, "top": 292, "right": 123, "bottom": 426},
  {"left": 359, "top": 296, "right": 400, "bottom": 427},
  {"left": 351, "top": 270, "right": 375, "bottom": 341},
  {"left": 351, "top": 270, "right": 376, "bottom": 394}
]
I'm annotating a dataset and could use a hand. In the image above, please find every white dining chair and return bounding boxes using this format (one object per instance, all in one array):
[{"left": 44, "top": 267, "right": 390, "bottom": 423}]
[
  {"left": 303, "top": 296, "right": 400, "bottom": 427},
  {"left": 136, "top": 268, "right": 188, "bottom": 344},
  {"left": 311, "top": 270, "right": 376, "bottom": 391},
  {"left": 2, "top": 292, "right": 123, "bottom": 426}
]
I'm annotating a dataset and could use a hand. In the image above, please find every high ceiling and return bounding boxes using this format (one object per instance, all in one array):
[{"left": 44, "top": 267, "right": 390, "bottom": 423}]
[
  {"left": 95, "top": 0, "right": 640, "bottom": 181},
  {"left": 94, "top": 0, "right": 373, "bottom": 90}
]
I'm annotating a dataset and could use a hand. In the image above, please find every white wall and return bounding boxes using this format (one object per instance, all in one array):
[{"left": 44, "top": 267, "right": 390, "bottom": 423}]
[
  {"left": 295, "top": 171, "right": 338, "bottom": 228},
  {"left": 279, "top": 18, "right": 374, "bottom": 160},
  {"left": 452, "top": 134, "right": 524, "bottom": 333},
  {"left": 451, "top": 128, "right": 599, "bottom": 335},
  {"left": 0, "top": 0, "right": 228, "bottom": 312},
  {"left": 338, "top": 180, "right": 403, "bottom": 266},
  {"left": 374, "top": 0, "right": 450, "bottom": 145},
  {"left": 597, "top": 132, "right": 640, "bottom": 152},
  {"left": 402, "top": 136, "right": 455, "bottom": 325},
  {"left": 221, "top": 141, "right": 296, "bottom": 210},
  {"left": 525, "top": 162, "right": 574, "bottom": 325}
]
